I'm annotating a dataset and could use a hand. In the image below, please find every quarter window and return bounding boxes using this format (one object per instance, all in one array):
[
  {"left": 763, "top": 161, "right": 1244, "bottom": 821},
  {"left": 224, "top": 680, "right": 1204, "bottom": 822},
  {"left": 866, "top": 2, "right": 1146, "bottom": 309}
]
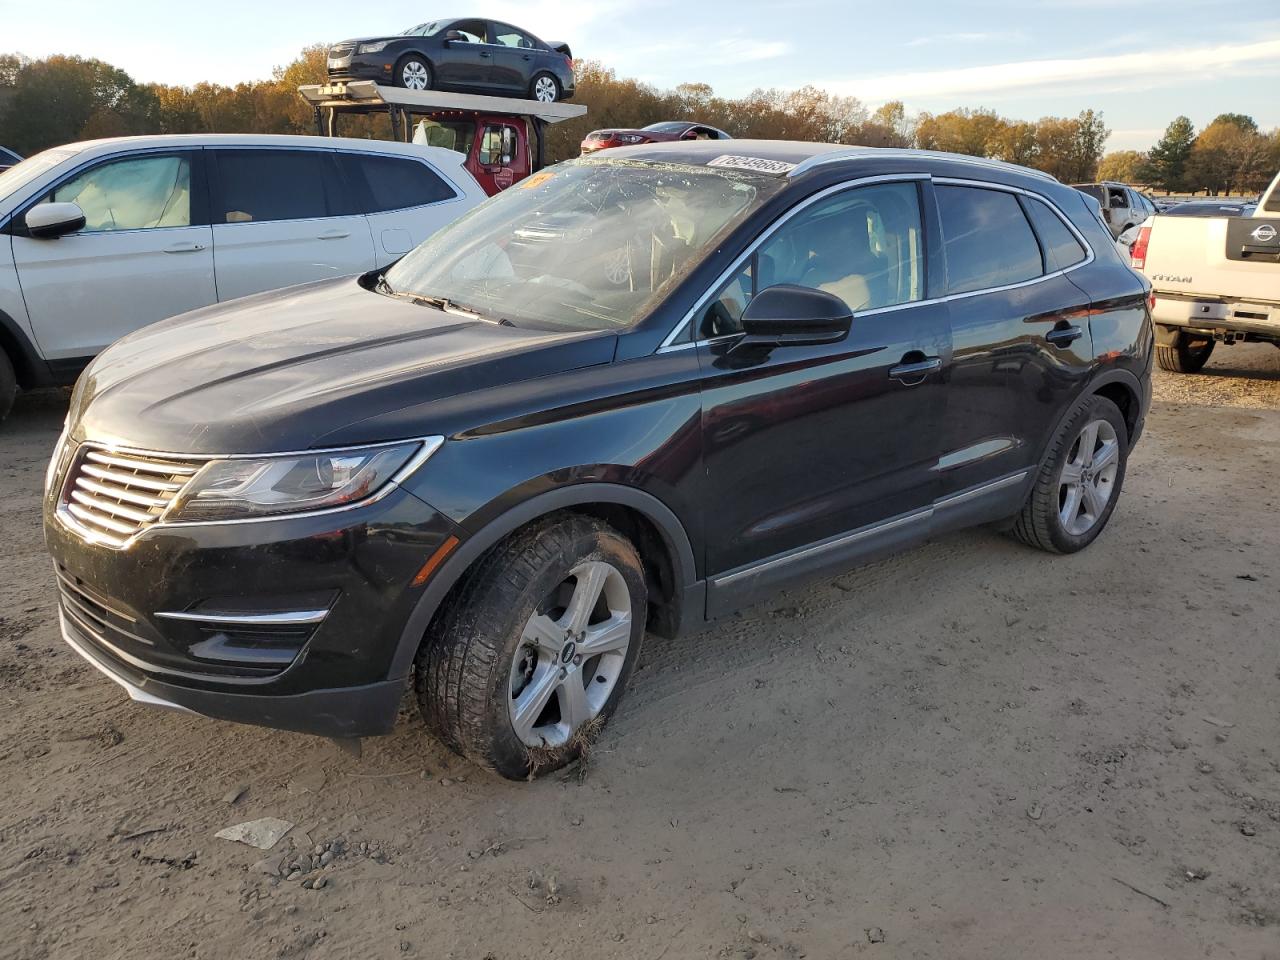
[
  {"left": 1022, "top": 196, "right": 1087, "bottom": 273},
  {"left": 935, "top": 185, "right": 1043, "bottom": 295},
  {"left": 214, "top": 150, "right": 337, "bottom": 224},
  {"left": 342, "top": 154, "right": 456, "bottom": 212},
  {"left": 50, "top": 154, "right": 191, "bottom": 232},
  {"left": 698, "top": 181, "right": 925, "bottom": 338}
]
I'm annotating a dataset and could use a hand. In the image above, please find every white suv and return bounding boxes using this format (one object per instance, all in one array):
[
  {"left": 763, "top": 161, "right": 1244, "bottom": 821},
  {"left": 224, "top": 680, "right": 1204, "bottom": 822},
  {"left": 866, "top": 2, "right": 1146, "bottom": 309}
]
[{"left": 0, "top": 134, "right": 486, "bottom": 419}]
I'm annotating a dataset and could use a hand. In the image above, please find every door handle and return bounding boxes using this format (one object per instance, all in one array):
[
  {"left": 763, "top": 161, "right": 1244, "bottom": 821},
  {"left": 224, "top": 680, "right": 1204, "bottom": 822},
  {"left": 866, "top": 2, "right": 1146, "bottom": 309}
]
[
  {"left": 316, "top": 230, "right": 350, "bottom": 240},
  {"left": 1046, "top": 324, "right": 1083, "bottom": 347},
  {"left": 479, "top": 51, "right": 492, "bottom": 58},
  {"left": 163, "top": 242, "right": 206, "bottom": 254},
  {"left": 522, "top": 54, "right": 533, "bottom": 60},
  {"left": 888, "top": 356, "right": 942, "bottom": 385}
]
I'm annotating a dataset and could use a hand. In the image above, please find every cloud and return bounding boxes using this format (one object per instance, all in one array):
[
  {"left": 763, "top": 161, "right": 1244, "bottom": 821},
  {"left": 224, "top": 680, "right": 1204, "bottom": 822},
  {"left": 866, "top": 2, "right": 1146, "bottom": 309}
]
[
  {"left": 483, "top": 0, "right": 633, "bottom": 42},
  {"left": 822, "top": 37, "right": 1280, "bottom": 102},
  {"left": 905, "top": 32, "right": 1003, "bottom": 47},
  {"left": 705, "top": 38, "right": 793, "bottom": 65}
]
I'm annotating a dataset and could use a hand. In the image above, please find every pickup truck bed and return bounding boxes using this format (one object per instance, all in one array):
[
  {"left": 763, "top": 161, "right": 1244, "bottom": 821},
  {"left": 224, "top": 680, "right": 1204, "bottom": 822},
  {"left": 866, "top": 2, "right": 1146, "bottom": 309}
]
[{"left": 1135, "top": 171, "right": 1280, "bottom": 372}]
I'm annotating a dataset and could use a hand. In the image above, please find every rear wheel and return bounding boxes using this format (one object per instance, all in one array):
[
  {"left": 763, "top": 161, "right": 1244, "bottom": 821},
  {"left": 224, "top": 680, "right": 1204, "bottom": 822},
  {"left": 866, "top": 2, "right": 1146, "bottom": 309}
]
[
  {"left": 530, "top": 72, "right": 560, "bottom": 103},
  {"left": 1011, "top": 394, "right": 1128, "bottom": 554},
  {"left": 1155, "top": 332, "right": 1214, "bottom": 373},
  {"left": 414, "top": 513, "right": 646, "bottom": 779},
  {"left": 396, "top": 56, "right": 432, "bottom": 91}
]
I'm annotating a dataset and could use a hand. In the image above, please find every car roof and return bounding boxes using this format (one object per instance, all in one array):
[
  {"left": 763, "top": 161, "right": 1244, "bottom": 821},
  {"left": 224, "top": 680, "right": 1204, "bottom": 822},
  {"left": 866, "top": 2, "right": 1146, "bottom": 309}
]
[
  {"left": 601, "top": 139, "right": 1058, "bottom": 183},
  {"left": 50, "top": 133, "right": 470, "bottom": 169}
]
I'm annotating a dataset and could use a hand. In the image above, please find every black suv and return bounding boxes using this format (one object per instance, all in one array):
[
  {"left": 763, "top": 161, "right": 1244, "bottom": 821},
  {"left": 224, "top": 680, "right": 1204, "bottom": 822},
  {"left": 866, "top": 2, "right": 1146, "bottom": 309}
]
[
  {"left": 45, "top": 142, "right": 1153, "bottom": 779},
  {"left": 327, "top": 17, "right": 575, "bottom": 102}
]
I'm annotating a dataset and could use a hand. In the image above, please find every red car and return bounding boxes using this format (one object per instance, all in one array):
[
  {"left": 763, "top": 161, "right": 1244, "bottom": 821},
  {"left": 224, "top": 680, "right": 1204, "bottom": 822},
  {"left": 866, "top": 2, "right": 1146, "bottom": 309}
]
[{"left": 580, "top": 121, "right": 731, "bottom": 155}]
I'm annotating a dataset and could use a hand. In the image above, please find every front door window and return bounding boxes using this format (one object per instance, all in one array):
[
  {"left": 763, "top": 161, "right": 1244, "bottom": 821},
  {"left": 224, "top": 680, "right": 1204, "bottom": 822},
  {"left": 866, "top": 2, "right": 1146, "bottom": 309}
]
[{"left": 49, "top": 154, "right": 191, "bottom": 232}]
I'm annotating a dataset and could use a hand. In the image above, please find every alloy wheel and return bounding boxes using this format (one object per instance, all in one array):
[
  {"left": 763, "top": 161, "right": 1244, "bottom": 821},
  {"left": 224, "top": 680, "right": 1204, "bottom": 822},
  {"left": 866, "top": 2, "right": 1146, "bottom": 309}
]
[
  {"left": 1058, "top": 418, "right": 1120, "bottom": 536},
  {"left": 533, "top": 76, "right": 558, "bottom": 102},
  {"left": 508, "top": 560, "right": 632, "bottom": 748},
  {"left": 401, "top": 61, "right": 430, "bottom": 90}
]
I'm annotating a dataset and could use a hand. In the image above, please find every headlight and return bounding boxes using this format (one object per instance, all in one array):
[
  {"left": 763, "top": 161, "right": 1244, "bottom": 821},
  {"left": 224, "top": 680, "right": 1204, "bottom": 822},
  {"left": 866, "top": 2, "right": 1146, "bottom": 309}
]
[
  {"left": 617, "top": 134, "right": 646, "bottom": 144},
  {"left": 357, "top": 40, "right": 393, "bottom": 54},
  {"left": 164, "top": 438, "right": 441, "bottom": 523},
  {"left": 45, "top": 421, "right": 71, "bottom": 495}
]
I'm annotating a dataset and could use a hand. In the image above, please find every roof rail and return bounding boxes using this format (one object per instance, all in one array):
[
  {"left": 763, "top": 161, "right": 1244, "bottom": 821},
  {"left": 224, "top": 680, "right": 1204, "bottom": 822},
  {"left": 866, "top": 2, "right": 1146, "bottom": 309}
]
[{"left": 789, "top": 147, "right": 1059, "bottom": 183}]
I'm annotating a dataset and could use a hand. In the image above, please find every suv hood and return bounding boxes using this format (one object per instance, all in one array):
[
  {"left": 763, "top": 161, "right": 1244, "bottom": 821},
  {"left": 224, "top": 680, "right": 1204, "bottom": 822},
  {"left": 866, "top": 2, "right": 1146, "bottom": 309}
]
[{"left": 69, "top": 277, "right": 616, "bottom": 455}]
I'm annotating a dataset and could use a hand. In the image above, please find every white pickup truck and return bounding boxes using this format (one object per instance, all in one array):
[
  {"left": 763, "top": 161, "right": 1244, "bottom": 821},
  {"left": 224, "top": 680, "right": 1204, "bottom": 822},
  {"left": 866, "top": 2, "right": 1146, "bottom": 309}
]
[{"left": 1132, "top": 170, "right": 1280, "bottom": 372}]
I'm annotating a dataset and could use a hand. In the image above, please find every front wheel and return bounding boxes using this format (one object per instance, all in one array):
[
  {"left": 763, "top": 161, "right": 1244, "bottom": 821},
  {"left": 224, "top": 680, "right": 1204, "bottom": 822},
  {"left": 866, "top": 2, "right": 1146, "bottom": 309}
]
[
  {"left": 530, "top": 72, "right": 560, "bottom": 103},
  {"left": 1010, "top": 394, "right": 1129, "bottom": 554},
  {"left": 415, "top": 514, "right": 646, "bottom": 779},
  {"left": 1155, "top": 331, "right": 1214, "bottom": 373},
  {"left": 396, "top": 56, "right": 432, "bottom": 91}
]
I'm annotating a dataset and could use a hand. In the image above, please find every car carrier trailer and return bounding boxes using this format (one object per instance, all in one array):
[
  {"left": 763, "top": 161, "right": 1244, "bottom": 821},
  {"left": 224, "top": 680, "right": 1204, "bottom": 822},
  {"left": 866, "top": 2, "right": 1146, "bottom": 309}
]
[{"left": 298, "top": 81, "right": 587, "bottom": 195}]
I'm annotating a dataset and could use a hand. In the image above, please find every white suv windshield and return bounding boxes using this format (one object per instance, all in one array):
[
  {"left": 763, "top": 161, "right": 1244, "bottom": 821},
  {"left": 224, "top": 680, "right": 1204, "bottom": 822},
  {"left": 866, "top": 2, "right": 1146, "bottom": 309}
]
[
  {"left": 0, "top": 147, "right": 77, "bottom": 203},
  {"left": 382, "top": 159, "right": 778, "bottom": 331}
]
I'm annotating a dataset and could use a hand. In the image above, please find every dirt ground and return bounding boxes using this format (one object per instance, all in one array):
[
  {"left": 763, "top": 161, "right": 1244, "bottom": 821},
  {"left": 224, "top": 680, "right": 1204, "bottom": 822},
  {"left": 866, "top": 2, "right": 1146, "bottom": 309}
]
[{"left": 1, "top": 344, "right": 1278, "bottom": 960}]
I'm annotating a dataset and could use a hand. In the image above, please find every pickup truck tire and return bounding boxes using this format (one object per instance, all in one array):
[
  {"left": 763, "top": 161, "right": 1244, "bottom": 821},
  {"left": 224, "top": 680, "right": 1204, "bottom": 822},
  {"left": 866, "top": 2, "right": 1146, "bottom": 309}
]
[
  {"left": 1155, "top": 332, "right": 1214, "bottom": 373},
  {"left": 414, "top": 512, "right": 646, "bottom": 780},
  {"left": 1011, "top": 394, "right": 1128, "bottom": 554},
  {"left": 0, "top": 350, "right": 16, "bottom": 423}
]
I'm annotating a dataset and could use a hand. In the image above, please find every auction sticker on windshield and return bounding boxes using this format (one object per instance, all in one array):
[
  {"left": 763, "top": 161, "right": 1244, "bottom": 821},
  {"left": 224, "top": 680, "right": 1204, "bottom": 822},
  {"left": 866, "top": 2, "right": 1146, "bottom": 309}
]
[{"left": 707, "top": 155, "right": 797, "bottom": 175}]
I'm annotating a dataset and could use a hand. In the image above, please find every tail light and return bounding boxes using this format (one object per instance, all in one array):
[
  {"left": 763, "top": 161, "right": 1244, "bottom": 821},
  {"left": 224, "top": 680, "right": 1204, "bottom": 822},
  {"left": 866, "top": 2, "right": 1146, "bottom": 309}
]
[
  {"left": 1129, "top": 225, "right": 1151, "bottom": 269},
  {"left": 564, "top": 54, "right": 574, "bottom": 69},
  {"left": 1147, "top": 289, "right": 1156, "bottom": 312}
]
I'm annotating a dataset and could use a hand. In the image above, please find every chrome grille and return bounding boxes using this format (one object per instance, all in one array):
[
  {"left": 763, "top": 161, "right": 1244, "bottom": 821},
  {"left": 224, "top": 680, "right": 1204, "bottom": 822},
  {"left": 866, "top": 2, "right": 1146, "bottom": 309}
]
[
  {"left": 328, "top": 42, "right": 355, "bottom": 59},
  {"left": 58, "top": 446, "right": 206, "bottom": 548}
]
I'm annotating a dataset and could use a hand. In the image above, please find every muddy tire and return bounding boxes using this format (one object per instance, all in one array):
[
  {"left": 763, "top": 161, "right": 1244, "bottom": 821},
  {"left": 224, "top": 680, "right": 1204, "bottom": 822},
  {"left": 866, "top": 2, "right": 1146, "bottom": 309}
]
[
  {"left": 1155, "top": 333, "right": 1214, "bottom": 373},
  {"left": 414, "top": 513, "right": 646, "bottom": 779},
  {"left": 1011, "top": 394, "right": 1128, "bottom": 554}
]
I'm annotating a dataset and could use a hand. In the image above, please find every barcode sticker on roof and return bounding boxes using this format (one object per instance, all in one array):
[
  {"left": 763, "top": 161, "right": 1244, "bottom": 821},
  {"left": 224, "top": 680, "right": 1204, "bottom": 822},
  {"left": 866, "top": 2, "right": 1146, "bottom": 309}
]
[{"left": 706, "top": 155, "right": 797, "bottom": 175}]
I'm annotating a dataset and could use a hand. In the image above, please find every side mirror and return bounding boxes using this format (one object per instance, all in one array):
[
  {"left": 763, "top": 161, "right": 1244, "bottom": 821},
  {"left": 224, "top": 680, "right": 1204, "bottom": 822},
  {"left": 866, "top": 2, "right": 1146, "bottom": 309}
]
[
  {"left": 25, "top": 202, "right": 86, "bottom": 239},
  {"left": 443, "top": 30, "right": 467, "bottom": 43},
  {"left": 738, "top": 284, "right": 852, "bottom": 348}
]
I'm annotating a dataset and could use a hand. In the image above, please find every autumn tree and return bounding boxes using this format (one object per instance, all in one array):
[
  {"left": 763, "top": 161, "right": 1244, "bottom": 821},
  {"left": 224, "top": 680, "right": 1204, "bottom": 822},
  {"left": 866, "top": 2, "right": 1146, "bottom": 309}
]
[{"left": 1097, "top": 150, "right": 1147, "bottom": 183}]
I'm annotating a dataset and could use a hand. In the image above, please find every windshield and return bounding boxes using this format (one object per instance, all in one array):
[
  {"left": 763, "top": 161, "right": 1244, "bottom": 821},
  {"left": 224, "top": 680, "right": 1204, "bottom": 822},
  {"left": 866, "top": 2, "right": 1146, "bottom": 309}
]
[
  {"left": 382, "top": 159, "right": 779, "bottom": 331},
  {"left": 0, "top": 147, "right": 77, "bottom": 202},
  {"left": 401, "top": 21, "right": 440, "bottom": 36},
  {"left": 643, "top": 122, "right": 691, "bottom": 134}
]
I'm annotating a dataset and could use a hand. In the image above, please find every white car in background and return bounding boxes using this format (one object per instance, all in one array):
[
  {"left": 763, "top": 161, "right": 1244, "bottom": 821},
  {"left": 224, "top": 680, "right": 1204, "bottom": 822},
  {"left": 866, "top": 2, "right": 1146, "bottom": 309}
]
[{"left": 0, "top": 134, "right": 485, "bottom": 419}]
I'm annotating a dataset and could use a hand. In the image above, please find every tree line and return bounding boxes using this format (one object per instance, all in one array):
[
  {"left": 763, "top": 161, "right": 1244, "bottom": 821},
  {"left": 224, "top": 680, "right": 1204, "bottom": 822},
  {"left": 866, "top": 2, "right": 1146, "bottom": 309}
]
[
  {"left": 1098, "top": 115, "right": 1279, "bottom": 195},
  {"left": 1, "top": 47, "right": 1272, "bottom": 191}
]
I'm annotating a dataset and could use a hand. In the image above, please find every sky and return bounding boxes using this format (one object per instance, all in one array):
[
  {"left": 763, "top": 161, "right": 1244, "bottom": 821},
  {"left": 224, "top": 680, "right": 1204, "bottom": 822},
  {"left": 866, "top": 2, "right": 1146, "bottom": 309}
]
[{"left": 5, "top": 0, "right": 1280, "bottom": 151}]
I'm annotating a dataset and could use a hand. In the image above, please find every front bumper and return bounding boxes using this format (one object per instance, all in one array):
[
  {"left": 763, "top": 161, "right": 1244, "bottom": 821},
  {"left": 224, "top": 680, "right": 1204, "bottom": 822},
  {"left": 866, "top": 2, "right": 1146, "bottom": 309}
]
[
  {"left": 60, "top": 608, "right": 405, "bottom": 737},
  {"left": 45, "top": 480, "right": 462, "bottom": 738},
  {"left": 326, "top": 53, "right": 396, "bottom": 85}
]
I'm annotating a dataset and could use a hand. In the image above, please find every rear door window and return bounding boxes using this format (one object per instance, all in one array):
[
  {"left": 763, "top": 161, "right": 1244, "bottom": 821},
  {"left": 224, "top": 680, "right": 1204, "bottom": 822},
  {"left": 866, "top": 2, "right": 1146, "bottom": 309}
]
[
  {"left": 212, "top": 149, "right": 344, "bottom": 224},
  {"left": 1022, "top": 196, "right": 1087, "bottom": 273},
  {"left": 492, "top": 23, "right": 534, "bottom": 48},
  {"left": 340, "top": 154, "right": 457, "bottom": 212},
  {"left": 935, "top": 185, "right": 1043, "bottom": 295}
]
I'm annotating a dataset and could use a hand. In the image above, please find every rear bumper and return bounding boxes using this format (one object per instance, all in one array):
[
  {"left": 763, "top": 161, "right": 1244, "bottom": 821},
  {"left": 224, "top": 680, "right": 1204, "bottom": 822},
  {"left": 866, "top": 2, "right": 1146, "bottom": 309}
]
[
  {"left": 1152, "top": 293, "right": 1280, "bottom": 339},
  {"left": 61, "top": 609, "right": 404, "bottom": 737}
]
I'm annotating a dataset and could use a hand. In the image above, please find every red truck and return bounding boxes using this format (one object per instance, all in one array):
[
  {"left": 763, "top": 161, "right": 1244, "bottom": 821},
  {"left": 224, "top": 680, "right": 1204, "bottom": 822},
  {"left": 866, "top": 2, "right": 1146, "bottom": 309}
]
[{"left": 299, "top": 81, "right": 586, "bottom": 196}]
